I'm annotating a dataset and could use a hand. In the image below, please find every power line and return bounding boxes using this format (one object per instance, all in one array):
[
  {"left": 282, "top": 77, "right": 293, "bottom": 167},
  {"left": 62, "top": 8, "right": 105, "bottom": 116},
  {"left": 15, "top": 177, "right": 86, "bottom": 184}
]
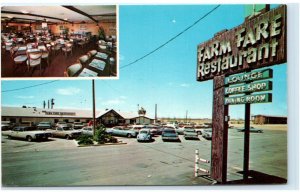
[
  {"left": 120, "top": 4, "right": 221, "bottom": 70},
  {"left": 1, "top": 80, "right": 60, "bottom": 93},
  {"left": 2, "top": 5, "right": 221, "bottom": 93}
]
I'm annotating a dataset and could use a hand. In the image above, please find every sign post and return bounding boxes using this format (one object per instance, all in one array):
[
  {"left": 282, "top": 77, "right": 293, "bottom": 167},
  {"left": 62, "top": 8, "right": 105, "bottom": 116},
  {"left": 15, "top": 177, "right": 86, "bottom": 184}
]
[{"left": 211, "top": 75, "right": 229, "bottom": 183}]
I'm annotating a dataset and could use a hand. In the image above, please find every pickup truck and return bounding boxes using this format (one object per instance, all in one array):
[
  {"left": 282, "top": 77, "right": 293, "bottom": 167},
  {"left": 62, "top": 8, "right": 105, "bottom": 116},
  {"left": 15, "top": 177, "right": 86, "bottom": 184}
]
[
  {"left": 50, "top": 126, "right": 81, "bottom": 140},
  {"left": 5, "top": 126, "right": 52, "bottom": 142}
]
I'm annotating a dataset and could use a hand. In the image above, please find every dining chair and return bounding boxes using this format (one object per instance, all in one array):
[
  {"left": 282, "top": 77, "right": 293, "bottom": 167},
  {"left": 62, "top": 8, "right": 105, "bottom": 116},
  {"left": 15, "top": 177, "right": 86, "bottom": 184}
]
[
  {"left": 62, "top": 43, "right": 73, "bottom": 57},
  {"left": 51, "top": 42, "right": 61, "bottom": 55},
  {"left": 26, "top": 51, "right": 43, "bottom": 75},
  {"left": 64, "top": 63, "right": 82, "bottom": 77},
  {"left": 99, "top": 44, "right": 107, "bottom": 51},
  {"left": 10, "top": 46, "right": 28, "bottom": 69},
  {"left": 78, "top": 54, "right": 90, "bottom": 65},
  {"left": 87, "top": 50, "right": 97, "bottom": 57},
  {"left": 78, "top": 39, "right": 86, "bottom": 49},
  {"left": 41, "top": 46, "right": 50, "bottom": 66},
  {"left": 5, "top": 42, "right": 13, "bottom": 51}
]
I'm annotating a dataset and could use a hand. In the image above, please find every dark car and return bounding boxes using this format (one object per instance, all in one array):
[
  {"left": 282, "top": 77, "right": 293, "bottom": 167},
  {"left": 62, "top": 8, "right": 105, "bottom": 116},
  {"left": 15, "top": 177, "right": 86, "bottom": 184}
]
[
  {"left": 237, "top": 127, "right": 263, "bottom": 133},
  {"left": 37, "top": 122, "right": 52, "bottom": 130},
  {"left": 162, "top": 128, "right": 180, "bottom": 142}
]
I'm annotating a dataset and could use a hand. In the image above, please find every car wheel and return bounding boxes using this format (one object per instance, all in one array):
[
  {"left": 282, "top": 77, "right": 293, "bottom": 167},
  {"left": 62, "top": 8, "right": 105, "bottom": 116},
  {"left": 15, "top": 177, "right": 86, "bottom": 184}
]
[
  {"left": 65, "top": 135, "right": 71, "bottom": 140},
  {"left": 27, "top": 136, "right": 33, "bottom": 142},
  {"left": 127, "top": 134, "right": 132, "bottom": 138},
  {"left": 7, "top": 135, "right": 12, "bottom": 139}
]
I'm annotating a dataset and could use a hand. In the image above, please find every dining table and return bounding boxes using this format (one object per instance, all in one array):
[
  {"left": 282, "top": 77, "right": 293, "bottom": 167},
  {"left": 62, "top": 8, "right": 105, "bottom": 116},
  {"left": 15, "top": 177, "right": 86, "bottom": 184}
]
[{"left": 75, "top": 52, "right": 115, "bottom": 77}]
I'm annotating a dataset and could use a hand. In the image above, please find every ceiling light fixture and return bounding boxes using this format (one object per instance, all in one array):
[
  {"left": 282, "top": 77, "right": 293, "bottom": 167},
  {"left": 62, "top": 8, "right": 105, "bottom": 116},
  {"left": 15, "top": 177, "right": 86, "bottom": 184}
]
[{"left": 64, "top": 18, "right": 68, "bottom": 21}]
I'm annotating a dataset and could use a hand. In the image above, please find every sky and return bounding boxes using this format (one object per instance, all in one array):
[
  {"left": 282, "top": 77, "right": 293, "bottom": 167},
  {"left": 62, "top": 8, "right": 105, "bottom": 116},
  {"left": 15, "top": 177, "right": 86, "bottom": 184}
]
[{"left": 1, "top": 4, "right": 287, "bottom": 119}]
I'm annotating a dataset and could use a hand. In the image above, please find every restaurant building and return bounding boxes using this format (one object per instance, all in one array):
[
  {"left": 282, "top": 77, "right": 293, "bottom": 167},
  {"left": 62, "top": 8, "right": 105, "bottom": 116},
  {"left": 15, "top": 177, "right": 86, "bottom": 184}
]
[
  {"left": 252, "top": 115, "right": 287, "bottom": 124},
  {"left": 97, "top": 109, "right": 154, "bottom": 127},
  {"left": 1, "top": 107, "right": 154, "bottom": 127},
  {"left": 1, "top": 5, "right": 117, "bottom": 77}
]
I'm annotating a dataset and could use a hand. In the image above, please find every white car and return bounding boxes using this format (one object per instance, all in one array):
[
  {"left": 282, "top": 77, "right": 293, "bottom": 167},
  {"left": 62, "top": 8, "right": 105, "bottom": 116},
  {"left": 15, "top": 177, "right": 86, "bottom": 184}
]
[
  {"left": 137, "top": 129, "right": 152, "bottom": 142},
  {"left": 81, "top": 126, "right": 94, "bottom": 136},
  {"left": 6, "top": 126, "right": 52, "bottom": 142}
]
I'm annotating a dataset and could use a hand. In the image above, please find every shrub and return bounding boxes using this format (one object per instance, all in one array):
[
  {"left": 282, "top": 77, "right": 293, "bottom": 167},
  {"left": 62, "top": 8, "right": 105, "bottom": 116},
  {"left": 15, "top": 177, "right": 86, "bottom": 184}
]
[
  {"left": 93, "top": 125, "right": 109, "bottom": 144},
  {"left": 76, "top": 135, "right": 93, "bottom": 145}
]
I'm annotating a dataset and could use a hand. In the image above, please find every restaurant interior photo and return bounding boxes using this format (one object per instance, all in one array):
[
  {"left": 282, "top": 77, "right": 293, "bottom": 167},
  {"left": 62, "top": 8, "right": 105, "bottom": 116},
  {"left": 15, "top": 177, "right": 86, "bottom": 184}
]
[{"left": 1, "top": 5, "right": 117, "bottom": 78}]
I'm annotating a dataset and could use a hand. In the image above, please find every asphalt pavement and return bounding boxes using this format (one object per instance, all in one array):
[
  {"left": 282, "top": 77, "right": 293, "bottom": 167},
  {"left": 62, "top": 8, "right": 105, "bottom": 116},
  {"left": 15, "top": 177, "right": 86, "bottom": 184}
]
[{"left": 1, "top": 128, "right": 287, "bottom": 187}]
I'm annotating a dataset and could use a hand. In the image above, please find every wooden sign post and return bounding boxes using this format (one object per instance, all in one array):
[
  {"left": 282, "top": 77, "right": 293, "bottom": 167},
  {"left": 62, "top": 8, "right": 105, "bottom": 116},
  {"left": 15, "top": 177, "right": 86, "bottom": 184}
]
[{"left": 211, "top": 75, "right": 228, "bottom": 183}]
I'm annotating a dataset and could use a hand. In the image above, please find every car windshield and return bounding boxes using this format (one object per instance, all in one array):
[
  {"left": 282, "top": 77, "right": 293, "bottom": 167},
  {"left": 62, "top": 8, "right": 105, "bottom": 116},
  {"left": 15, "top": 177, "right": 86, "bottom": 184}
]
[
  {"left": 62, "top": 127, "right": 72, "bottom": 130},
  {"left": 205, "top": 129, "right": 212, "bottom": 132},
  {"left": 164, "top": 129, "right": 175, "bottom": 133},
  {"left": 140, "top": 130, "right": 148, "bottom": 134}
]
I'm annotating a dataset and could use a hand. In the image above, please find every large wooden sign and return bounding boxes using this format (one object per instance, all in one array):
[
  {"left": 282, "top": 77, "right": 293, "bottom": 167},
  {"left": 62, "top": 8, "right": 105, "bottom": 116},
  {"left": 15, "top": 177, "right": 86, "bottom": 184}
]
[{"left": 197, "top": 5, "right": 286, "bottom": 81}]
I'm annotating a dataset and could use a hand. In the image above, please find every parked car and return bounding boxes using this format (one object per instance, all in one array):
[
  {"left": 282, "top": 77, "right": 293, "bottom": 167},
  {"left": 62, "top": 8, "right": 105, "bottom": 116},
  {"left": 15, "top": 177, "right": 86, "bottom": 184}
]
[
  {"left": 19, "top": 121, "right": 36, "bottom": 128},
  {"left": 6, "top": 126, "right": 52, "bottom": 142},
  {"left": 137, "top": 129, "right": 152, "bottom": 142},
  {"left": 50, "top": 126, "right": 81, "bottom": 140},
  {"left": 55, "top": 121, "right": 67, "bottom": 127},
  {"left": 1, "top": 124, "right": 11, "bottom": 131},
  {"left": 193, "top": 126, "right": 203, "bottom": 135},
  {"left": 73, "top": 122, "right": 85, "bottom": 130},
  {"left": 162, "top": 128, "right": 180, "bottom": 142},
  {"left": 127, "top": 125, "right": 146, "bottom": 135},
  {"left": 37, "top": 122, "right": 52, "bottom": 130},
  {"left": 107, "top": 126, "right": 137, "bottom": 138},
  {"left": 1, "top": 121, "right": 15, "bottom": 130},
  {"left": 144, "top": 125, "right": 161, "bottom": 136},
  {"left": 237, "top": 127, "right": 263, "bottom": 133},
  {"left": 183, "top": 128, "right": 199, "bottom": 140},
  {"left": 202, "top": 129, "right": 212, "bottom": 140},
  {"left": 81, "top": 126, "right": 93, "bottom": 136}
]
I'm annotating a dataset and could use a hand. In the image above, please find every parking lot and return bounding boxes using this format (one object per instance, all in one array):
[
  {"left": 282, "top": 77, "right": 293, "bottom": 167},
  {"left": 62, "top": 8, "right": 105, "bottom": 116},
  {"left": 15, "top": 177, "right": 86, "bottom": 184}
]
[{"left": 1, "top": 126, "right": 287, "bottom": 186}]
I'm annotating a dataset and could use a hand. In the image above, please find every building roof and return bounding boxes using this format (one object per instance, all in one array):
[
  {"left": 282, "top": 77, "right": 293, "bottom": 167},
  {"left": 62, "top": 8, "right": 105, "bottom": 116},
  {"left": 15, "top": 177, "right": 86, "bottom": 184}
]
[
  {"left": 253, "top": 114, "right": 287, "bottom": 118},
  {"left": 2, "top": 107, "right": 154, "bottom": 120},
  {"left": 96, "top": 109, "right": 154, "bottom": 120},
  {"left": 1, "top": 106, "right": 98, "bottom": 118}
]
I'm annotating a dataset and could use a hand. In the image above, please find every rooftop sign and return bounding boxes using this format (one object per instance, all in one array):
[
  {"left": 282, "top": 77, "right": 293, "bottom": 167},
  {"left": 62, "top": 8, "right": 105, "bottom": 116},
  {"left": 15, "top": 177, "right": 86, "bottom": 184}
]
[
  {"left": 45, "top": 111, "right": 76, "bottom": 116},
  {"left": 197, "top": 5, "right": 286, "bottom": 81}
]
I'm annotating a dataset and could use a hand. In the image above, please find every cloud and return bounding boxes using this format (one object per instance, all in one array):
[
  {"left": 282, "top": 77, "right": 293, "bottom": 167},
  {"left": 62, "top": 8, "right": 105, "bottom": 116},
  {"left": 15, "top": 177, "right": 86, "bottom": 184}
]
[
  {"left": 15, "top": 95, "right": 35, "bottom": 99},
  {"left": 180, "top": 83, "right": 190, "bottom": 87},
  {"left": 56, "top": 87, "right": 81, "bottom": 95},
  {"left": 101, "top": 96, "right": 127, "bottom": 106}
]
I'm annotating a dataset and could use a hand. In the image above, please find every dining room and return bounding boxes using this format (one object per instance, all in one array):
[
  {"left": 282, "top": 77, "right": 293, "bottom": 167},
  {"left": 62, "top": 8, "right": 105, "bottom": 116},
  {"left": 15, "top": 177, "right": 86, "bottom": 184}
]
[{"left": 1, "top": 5, "right": 117, "bottom": 78}]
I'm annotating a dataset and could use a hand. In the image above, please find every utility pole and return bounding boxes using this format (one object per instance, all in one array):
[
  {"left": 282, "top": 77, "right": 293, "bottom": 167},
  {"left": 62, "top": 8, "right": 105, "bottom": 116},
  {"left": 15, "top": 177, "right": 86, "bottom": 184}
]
[
  {"left": 47, "top": 100, "right": 50, "bottom": 109},
  {"left": 92, "top": 80, "right": 96, "bottom": 137},
  {"left": 155, "top": 104, "right": 157, "bottom": 124},
  {"left": 185, "top": 110, "right": 188, "bottom": 123}
]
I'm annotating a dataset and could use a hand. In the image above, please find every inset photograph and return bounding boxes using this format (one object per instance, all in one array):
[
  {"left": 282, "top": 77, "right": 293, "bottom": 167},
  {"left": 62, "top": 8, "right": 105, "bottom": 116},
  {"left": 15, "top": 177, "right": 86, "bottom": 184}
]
[{"left": 1, "top": 5, "right": 117, "bottom": 78}]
